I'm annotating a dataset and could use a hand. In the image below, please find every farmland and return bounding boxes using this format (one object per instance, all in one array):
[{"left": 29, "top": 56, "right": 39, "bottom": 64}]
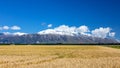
[{"left": 0, "top": 45, "right": 120, "bottom": 68}]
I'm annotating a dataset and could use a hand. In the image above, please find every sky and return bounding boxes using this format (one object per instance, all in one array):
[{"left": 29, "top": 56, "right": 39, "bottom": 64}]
[{"left": 0, "top": 0, "right": 120, "bottom": 40}]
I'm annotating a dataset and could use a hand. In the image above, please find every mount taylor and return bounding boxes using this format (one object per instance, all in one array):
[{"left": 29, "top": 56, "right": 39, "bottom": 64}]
[{"left": 0, "top": 33, "right": 118, "bottom": 44}]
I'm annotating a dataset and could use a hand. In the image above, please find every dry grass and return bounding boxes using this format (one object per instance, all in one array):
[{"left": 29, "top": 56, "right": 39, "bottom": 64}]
[{"left": 0, "top": 45, "right": 120, "bottom": 68}]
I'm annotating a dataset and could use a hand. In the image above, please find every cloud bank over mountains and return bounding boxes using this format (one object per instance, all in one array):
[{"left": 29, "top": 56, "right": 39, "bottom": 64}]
[
  {"left": 0, "top": 25, "right": 116, "bottom": 39},
  {"left": 38, "top": 25, "right": 115, "bottom": 38}
]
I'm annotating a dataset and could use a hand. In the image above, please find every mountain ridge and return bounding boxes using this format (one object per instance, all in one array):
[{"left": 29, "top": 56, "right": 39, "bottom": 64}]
[{"left": 0, "top": 33, "right": 118, "bottom": 44}]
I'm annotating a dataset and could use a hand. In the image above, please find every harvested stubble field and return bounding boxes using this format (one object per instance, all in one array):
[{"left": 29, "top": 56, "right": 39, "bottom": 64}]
[{"left": 0, "top": 45, "right": 120, "bottom": 68}]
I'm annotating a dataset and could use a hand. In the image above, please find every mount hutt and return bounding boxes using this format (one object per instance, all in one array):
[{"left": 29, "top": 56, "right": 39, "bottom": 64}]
[{"left": 0, "top": 33, "right": 118, "bottom": 44}]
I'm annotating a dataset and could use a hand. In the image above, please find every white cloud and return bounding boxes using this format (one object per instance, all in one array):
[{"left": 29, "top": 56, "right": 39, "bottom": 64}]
[
  {"left": 0, "top": 26, "right": 21, "bottom": 30},
  {"left": 3, "top": 32, "right": 27, "bottom": 36},
  {"left": 109, "top": 32, "right": 115, "bottom": 37},
  {"left": 38, "top": 25, "right": 77, "bottom": 36},
  {"left": 54, "top": 25, "right": 76, "bottom": 34},
  {"left": 91, "top": 27, "right": 111, "bottom": 38},
  {"left": 48, "top": 24, "right": 52, "bottom": 28},
  {"left": 13, "top": 32, "right": 27, "bottom": 36},
  {"left": 11, "top": 26, "right": 21, "bottom": 30},
  {"left": 77, "top": 25, "right": 90, "bottom": 34},
  {"left": 39, "top": 29, "right": 56, "bottom": 34},
  {"left": 3, "top": 32, "right": 11, "bottom": 35},
  {"left": 38, "top": 25, "right": 115, "bottom": 38},
  {"left": 38, "top": 25, "right": 90, "bottom": 36},
  {"left": 3, "top": 26, "right": 9, "bottom": 30}
]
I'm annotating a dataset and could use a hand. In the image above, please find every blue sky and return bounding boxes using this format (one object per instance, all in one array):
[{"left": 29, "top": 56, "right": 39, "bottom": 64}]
[{"left": 0, "top": 0, "right": 120, "bottom": 39}]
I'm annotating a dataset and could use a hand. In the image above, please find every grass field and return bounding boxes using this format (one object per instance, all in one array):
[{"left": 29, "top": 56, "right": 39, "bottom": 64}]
[
  {"left": 106, "top": 45, "right": 120, "bottom": 49},
  {"left": 0, "top": 45, "right": 120, "bottom": 68}
]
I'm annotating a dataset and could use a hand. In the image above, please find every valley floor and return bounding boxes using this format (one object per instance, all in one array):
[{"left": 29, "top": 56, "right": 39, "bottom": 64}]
[{"left": 0, "top": 45, "right": 120, "bottom": 68}]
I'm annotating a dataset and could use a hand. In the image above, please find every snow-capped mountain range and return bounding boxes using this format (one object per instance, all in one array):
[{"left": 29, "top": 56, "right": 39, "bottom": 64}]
[{"left": 0, "top": 33, "right": 118, "bottom": 44}]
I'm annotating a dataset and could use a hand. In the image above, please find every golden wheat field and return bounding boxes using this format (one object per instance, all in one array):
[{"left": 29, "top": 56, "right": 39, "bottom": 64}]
[{"left": 0, "top": 45, "right": 120, "bottom": 68}]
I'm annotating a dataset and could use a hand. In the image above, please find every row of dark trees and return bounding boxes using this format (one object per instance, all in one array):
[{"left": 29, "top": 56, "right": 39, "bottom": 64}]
[{"left": 0, "top": 43, "right": 120, "bottom": 45}]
